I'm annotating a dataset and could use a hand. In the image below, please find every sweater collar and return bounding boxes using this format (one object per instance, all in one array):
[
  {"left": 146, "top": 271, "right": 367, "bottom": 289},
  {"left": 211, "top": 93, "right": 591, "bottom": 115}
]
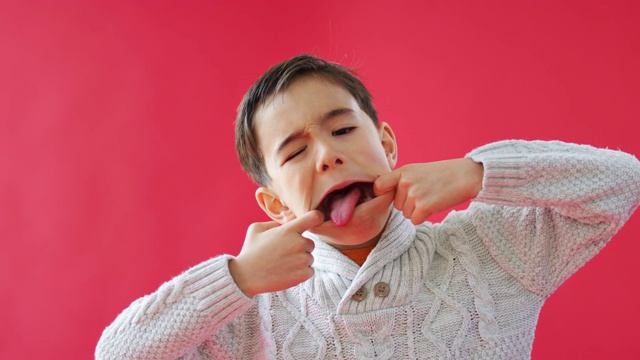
[{"left": 305, "top": 209, "right": 416, "bottom": 280}]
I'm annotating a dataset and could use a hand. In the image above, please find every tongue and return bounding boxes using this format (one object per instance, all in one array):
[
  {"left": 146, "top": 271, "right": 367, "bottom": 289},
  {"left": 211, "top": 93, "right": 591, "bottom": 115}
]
[{"left": 329, "top": 186, "right": 362, "bottom": 227}]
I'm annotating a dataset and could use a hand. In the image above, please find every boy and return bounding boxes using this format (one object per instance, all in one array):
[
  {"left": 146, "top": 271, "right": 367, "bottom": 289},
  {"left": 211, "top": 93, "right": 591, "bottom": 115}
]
[{"left": 96, "top": 54, "right": 640, "bottom": 359}]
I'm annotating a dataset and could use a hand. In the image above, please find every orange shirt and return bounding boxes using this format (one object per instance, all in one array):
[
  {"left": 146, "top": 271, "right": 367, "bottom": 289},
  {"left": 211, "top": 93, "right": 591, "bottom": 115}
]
[{"left": 339, "top": 245, "right": 376, "bottom": 267}]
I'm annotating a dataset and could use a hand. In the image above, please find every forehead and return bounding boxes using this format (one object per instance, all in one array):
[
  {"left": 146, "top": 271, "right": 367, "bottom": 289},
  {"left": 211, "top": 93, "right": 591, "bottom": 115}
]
[{"left": 253, "top": 75, "right": 361, "bottom": 149}]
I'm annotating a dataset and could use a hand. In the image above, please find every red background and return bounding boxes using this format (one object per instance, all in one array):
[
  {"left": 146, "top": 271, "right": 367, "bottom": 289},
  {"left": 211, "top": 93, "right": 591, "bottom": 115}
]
[{"left": 1, "top": 1, "right": 639, "bottom": 359}]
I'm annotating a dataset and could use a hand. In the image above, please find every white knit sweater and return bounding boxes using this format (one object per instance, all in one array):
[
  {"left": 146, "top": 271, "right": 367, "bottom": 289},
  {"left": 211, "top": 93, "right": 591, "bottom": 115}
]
[{"left": 96, "top": 140, "right": 640, "bottom": 359}]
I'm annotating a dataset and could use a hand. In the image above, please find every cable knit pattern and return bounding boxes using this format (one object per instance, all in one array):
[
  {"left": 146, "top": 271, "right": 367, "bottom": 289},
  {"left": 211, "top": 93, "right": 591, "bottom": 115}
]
[
  {"left": 96, "top": 140, "right": 640, "bottom": 359},
  {"left": 445, "top": 223, "right": 498, "bottom": 343}
]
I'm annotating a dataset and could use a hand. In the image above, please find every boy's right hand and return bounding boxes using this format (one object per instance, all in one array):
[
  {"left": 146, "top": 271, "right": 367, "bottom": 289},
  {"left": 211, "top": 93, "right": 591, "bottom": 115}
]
[{"left": 228, "top": 210, "right": 324, "bottom": 298}]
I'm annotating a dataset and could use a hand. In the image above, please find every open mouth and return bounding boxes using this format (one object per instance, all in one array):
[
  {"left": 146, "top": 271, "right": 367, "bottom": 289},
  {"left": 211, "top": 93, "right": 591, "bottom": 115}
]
[{"left": 316, "top": 182, "right": 376, "bottom": 226}]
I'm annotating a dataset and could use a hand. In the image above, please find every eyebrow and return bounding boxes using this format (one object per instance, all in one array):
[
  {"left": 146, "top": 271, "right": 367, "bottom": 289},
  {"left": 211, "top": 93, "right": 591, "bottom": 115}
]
[{"left": 275, "top": 108, "right": 355, "bottom": 155}]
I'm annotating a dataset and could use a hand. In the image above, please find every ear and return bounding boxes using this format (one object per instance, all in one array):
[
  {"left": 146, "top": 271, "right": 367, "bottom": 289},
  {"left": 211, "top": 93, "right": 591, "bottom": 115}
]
[
  {"left": 255, "top": 187, "right": 295, "bottom": 225},
  {"left": 378, "top": 122, "right": 398, "bottom": 168}
]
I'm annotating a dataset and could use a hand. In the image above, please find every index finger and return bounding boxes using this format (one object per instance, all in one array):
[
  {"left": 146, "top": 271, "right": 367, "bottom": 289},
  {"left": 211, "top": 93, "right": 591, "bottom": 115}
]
[
  {"left": 374, "top": 170, "right": 401, "bottom": 196},
  {"left": 282, "top": 210, "right": 325, "bottom": 234}
]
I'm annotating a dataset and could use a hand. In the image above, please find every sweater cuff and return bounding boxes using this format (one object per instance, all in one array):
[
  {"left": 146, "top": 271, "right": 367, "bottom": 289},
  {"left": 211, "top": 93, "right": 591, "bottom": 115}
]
[
  {"left": 182, "top": 255, "right": 254, "bottom": 318},
  {"left": 466, "top": 146, "right": 531, "bottom": 206}
]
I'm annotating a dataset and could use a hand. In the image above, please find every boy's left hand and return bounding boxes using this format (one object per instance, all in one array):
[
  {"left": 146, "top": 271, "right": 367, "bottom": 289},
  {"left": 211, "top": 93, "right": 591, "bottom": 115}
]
[{"left": 374, "top": 158, "right": 483, "bottom": 225}]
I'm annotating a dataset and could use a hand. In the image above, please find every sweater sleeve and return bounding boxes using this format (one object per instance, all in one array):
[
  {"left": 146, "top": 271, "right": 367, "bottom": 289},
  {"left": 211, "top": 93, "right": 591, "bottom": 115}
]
[
  {"left": 465, "top": 140, "right": 640, "bottom": 297},
  {"left": 95, "top": 255, "right": 255, "bottom": 359}
]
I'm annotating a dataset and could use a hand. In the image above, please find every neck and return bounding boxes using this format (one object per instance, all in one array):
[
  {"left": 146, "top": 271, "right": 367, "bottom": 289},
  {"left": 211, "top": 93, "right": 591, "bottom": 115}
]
[{"left": 329, "top": 231, "right": 382, "bottom": 251}]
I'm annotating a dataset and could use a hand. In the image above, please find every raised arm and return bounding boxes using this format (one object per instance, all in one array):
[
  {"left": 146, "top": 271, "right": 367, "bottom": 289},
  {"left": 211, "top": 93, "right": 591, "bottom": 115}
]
[
  {"left": 95, "top": 255, "right": 254, "bottom": 359},
  {"left": 96, "top": 210, "right": 324, "bottom": 359},
  {"left": 465, "top": 140, "right": 640, "bottom": 296}
]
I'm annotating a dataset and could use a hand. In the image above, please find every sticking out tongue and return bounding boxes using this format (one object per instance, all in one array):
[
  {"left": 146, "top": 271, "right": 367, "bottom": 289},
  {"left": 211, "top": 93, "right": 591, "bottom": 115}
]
[{"left": 329, "top": 186, "right": 362, "bottom": 227}]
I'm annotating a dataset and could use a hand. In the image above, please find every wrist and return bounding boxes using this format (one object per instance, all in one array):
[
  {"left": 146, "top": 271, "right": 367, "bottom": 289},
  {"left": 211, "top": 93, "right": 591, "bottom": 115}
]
[
  {"left": 228, "top": 257, "right": 257, "bottom": 298},
  {"left": 466, "top": 158, "right": 484, "bottom": 198}
]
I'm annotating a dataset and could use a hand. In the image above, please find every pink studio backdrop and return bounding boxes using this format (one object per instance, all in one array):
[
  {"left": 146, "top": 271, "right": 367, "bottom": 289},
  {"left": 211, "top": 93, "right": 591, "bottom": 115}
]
[{"left": 1, "top": 1, "right": 639, "bottom": 359}]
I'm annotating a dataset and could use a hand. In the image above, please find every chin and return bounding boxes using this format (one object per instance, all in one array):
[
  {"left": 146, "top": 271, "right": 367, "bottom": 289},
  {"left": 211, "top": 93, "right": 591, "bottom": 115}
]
[{"left": 309, "top": 192, "right": 394, "bottom": 248}]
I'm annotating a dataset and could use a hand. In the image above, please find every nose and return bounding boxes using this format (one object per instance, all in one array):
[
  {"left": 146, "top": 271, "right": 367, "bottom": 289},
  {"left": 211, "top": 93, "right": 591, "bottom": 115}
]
[{"left": 315, "top": 140, "right": 344, "bottom": 172}]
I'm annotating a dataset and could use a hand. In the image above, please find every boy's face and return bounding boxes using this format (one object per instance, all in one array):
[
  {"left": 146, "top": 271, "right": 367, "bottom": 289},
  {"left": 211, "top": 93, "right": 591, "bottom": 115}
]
[{"left": 253, "top": 75, "right": 398, "bottom": 249}]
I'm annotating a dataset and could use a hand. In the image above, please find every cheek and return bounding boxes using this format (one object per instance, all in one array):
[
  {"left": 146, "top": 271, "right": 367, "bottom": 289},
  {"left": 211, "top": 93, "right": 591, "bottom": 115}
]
[
  {"left": 361, "top": 143, "right": 391, "bottom": 168},
  {"left": 281, "top": 172, "right": 311, "bottom": 213}
]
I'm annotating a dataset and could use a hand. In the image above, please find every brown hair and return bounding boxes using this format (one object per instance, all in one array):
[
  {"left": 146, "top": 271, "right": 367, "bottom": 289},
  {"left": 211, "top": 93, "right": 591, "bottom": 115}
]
[{"left": 235, "top": 54, "right": 378, "bottom": 186}]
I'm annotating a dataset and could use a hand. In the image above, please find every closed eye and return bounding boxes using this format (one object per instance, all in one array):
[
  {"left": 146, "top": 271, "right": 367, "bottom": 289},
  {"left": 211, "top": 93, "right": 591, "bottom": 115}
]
[
  {"left": 333, "top": 127, "right": 355, "bottom": 136},
  {"left": 284, "top": 146, "right": 306, "bottom": 163}
]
